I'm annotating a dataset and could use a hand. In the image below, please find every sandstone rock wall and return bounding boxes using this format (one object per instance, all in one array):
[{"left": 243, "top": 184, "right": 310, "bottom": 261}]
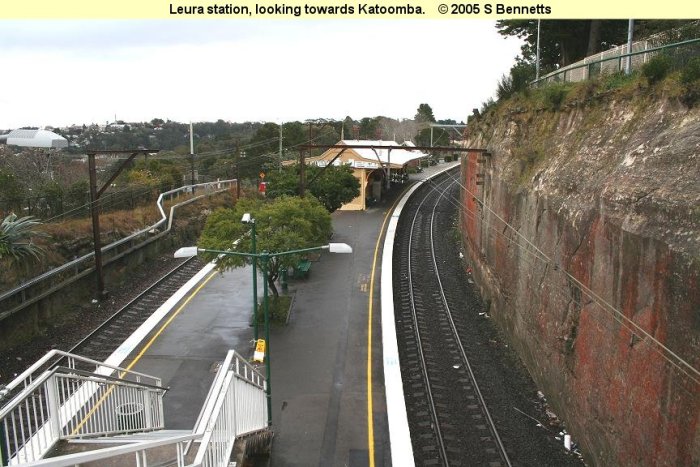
[{"left": 461, "top": 97, "right": 699, "bottom": 465}]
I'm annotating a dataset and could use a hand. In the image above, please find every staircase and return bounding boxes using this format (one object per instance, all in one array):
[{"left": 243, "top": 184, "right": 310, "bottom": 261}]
[{"left": 0, "top": 350, "right": 270, "bottom": 466}]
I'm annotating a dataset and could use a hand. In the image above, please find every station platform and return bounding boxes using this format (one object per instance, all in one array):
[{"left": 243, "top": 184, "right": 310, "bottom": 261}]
[{"left": 108, "top": 162, "right": 459, "bottom": 467}]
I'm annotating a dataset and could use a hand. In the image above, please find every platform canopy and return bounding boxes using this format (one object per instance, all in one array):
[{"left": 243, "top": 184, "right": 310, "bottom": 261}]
[
  {"left": 338, "top": 139, "right": 429, "bottom": 166},
  {"left": 0, "top": 129, "right": 68, "bottom": 148},
  {"left": 308, "top": 139, "right": 430, "bottom": 170}
]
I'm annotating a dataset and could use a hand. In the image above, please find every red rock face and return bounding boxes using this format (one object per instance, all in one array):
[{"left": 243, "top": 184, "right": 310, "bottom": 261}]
[{"left": 460, "top": 148, "right": 700, "bottom": 466}]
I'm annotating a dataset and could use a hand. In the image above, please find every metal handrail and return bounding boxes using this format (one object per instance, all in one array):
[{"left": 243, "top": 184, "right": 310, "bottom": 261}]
[
  {"left": 191, "top": 372, "right": 236, "bottom": 467},
  {"left": 532, "top": 37, "right": 700, "bottom": 86},
  {"left": 188, "top": 349, "right": 267, "bottom": 465},
  {"left": 18, "top": 433, "right": 199, "bottom": 467},
  {"left": 0, "top": 180, "right": 236, "bottom": 321},
  {"left": 190, "top": 351, "right": 235, "bottom": 437},
  {"left": 52, "top": 367, "right": 168, "bottom": 393},
  {"left": 2, "top": 349, "right": 160, "bottom": 398},
  {"left": 1, "top": 348, "right": 266, "bottom": 466},
  {"left": 1, "top": 351, "right": 168, "bottom": 465},
  {"left": 190, "top": 350, "right": 265, "bottom": 436}
]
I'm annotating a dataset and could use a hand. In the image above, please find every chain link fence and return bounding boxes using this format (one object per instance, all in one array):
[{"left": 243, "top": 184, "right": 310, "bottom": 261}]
[{"left": 534, "top": 22, "right": 700, "bottom": 86}]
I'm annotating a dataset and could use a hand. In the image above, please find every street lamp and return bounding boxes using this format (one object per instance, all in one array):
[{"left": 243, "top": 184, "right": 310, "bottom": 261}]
[
  {"left": 174, "top": 241, "right": 352, "bottom": 426},
  {"left": 241, "top": 213, "right": 258, "bottom": 342}
]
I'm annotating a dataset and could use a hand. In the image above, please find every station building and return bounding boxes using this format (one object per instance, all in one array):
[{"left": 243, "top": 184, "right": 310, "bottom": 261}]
[{"left": 305, "top": 140, "right": 430, "bottom": 210}]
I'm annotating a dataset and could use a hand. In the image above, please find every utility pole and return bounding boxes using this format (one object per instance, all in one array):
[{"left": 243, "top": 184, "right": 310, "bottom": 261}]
[
  {"left": 87, "top": 155, "right": 106, "bottom": 300},
  {"left": 189, "top": 122, "right": 196, "bottom": 194},
  {"left": 536, "top": 19, "right": 542, "bottom": 80},
  {"left": 299, "top": 150, "right": 306, "bottom": 197},
  {"left": 85, "top": 149, "right": 159, "bottom": 301},
  {"left": 626, "top": 19, "right": 635, "bottom": 75},
  {"left": 278, "top": 122, "right": 283, "bottom": 172},
  {"left": 235, "top": 139, "right": 241, "bottom": 200}
]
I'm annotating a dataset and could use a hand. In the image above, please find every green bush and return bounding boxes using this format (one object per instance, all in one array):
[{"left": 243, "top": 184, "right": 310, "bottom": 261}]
[
  {"left": 681, "top": 57, "right": 700, "bottom": 84},
  {"left": 497, "top": 62, "right": 535, "bottom": 101},
  {"left": 542, "top": 84, "right": 569, "bottom": 110},
  {"left": 642, "top": 54, "right": 672, "bottom": 84},
  {"left": 496, "top": 74, "right": 515, "bottom": 101},
  {"left": 443, "top": 154, "right": 452, "bottom": 162},
  {"left": 254, "top": 295, "right": 292, "bottom": 324},
  {"left": 479, "top": 98, "right": 496, "bottom": 115}
]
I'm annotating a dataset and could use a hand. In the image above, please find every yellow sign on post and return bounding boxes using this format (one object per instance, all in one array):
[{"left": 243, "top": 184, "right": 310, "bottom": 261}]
[
  {"left": 253, "top": 339, "right": 266, "bottom": 362},
  {"left": 259, "top": 172, "right": 265, "bottom": 179}
]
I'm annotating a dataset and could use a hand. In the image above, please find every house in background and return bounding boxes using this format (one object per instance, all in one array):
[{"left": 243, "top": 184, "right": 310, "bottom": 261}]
[{"left": 306, "top": 140, "right": 430, "bottom": 210}]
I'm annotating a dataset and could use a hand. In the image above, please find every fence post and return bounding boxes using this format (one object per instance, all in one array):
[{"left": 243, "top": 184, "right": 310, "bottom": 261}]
[
  {"left": 46, "top": 375, "right": 62, "bottom": 439},
  {"left": 142, "top": 390, "right": 153, "bottom": 430},
  {"left": 0, "top": 420, "right": 9, "bottom": 466}
]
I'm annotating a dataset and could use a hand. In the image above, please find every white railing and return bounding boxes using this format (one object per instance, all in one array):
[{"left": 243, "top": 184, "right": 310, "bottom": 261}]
[
  {"left": 188, "top": 350, "right": 267, "bottom": 467},
  {"left": 54, "top": 371, "right": 165, "bottom": 439},
  {"left": 0, "top": 351, "right": 165, "bottom": 465},
  {"left": 13, "top": 433, "right": 198, "bottom": 467},
  {"left": 1, "top": 349, "right": 268, "bottom": 466}
]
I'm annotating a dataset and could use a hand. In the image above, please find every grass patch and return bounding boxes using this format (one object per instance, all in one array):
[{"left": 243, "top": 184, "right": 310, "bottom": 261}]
[{"left": 600, "top": 71, "right": 638, "bottom": 91}]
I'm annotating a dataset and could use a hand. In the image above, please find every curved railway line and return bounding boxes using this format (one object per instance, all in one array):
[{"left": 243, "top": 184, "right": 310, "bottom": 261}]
[{"left": 393, "top": 169, "right": 582, "bottom": 466}]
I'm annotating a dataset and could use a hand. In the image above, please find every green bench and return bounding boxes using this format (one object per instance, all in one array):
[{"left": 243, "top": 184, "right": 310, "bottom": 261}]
[{"left": 293, "top": 259, "right": 312, "bottom": 279}]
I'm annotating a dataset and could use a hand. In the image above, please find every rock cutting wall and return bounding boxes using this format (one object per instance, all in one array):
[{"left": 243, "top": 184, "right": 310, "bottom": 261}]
[{"left": 461, "top": 97, "right": 699, "bottom": 465}]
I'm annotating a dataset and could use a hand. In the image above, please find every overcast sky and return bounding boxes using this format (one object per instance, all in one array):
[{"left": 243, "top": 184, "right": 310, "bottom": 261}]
[{"left": 0, "top": 20, "right": 523, "bottom": 128}]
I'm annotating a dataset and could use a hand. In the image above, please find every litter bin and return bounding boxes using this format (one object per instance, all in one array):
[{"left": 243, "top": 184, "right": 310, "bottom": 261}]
[
  {"left": 115, "top": 402, "right": 144, "bottom": 431},
  {"left": 280, "top": 267, "right": 288, "bottom": 292}
]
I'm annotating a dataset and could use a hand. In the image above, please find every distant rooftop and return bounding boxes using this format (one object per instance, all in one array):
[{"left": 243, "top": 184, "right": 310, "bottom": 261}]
[{"left": 0, "top": 129, "right": 68, "bottom": 148}]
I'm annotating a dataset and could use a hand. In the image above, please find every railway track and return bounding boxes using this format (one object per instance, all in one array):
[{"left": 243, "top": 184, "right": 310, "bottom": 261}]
[
  {"left": 394, "top": 172, "right": 510, "bottom": 466},
  {"left": 67, "top": 256, "right": 205, "bottom": 365},
  {"left": 393, "top": 169, "right": 584, "bottom": 466}
]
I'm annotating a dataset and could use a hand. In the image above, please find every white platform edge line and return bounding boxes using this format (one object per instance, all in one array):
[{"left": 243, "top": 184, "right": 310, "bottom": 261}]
[{"left": 381, "top": 163, "right": 459, "bottom": 466}]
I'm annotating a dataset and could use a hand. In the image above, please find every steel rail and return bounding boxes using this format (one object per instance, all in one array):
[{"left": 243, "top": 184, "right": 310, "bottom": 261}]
[
  {"left": 427, "top": 179, "right": 512, "bottom": 467},
  {"left": 66, "top": 256, "right": 197, "bottom": 357},
  {"left": 406, "top": 176, "right": 451, "bottom": 466}
]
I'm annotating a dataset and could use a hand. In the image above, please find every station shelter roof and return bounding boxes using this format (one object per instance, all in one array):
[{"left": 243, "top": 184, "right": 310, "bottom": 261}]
[{"left": 308, "top": 140, "right": 430, "bottom": 170}]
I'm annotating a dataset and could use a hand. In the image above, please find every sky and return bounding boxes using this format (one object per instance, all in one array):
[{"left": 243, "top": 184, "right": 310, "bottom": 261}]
[{"left": 0, "top": 20, "right": 523, "bottom": 128}]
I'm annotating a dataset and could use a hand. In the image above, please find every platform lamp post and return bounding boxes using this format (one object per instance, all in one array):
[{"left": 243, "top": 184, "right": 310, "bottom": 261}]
[
  {"left": 174, "top": 242, "right": 353, "bottom": 426},
  {"left": 241, "top": 213, "right": 258, "bottom": 341}
]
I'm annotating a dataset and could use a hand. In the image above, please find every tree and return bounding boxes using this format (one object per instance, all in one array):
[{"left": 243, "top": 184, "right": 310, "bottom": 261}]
[
  {"left": 496, "top": 20, "right": 628, "bottom": 69},
  {"left": 0, "top": 170, "right": 26, "bottom": 215},
  {"left": 0, "top": 214, "right": 45, "bottom": 261},
  {"left": 265, "top": 164, "right": 360, "bottom": 212},
  {"left": 199, "top": 196, "right": 332, "bottom": 297},
  {"left": 415, "top": 103, "right": 436, "bottom": 123},
  {"left": 359, "top": 117, "right": 381, "bottom": 139},
  {"left": 123, "top": 159, "right": 184, "bottom": 192},
  {"left": 497, "top": 60, "right": 536, "bottom": 100},
  {"left": 413, "top": 103, "right": 442, "bottom": 147}
]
